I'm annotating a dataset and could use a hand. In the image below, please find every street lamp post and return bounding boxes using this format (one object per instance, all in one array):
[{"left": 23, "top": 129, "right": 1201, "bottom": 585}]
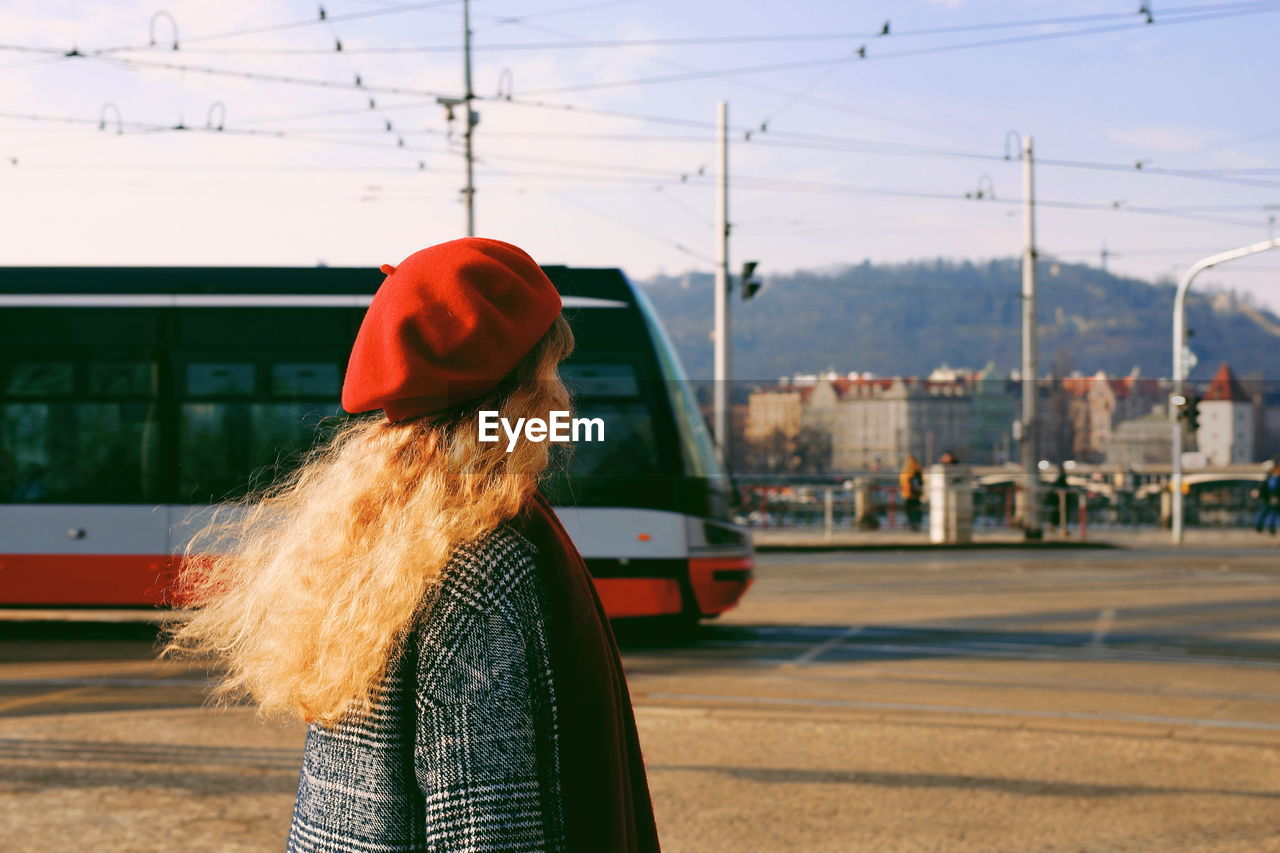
[{"left": 1170, "top": 237, "right": 1280, "bottom": 544}]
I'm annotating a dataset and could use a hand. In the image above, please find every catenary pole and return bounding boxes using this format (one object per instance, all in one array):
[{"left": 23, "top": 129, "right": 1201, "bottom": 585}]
[
  {"left": 1020, "top": 135, "right": 1041, "bottom": 539},
  {"left": 1170, "top": 236, "right": 1280, "bottom": 544},
  {"left": 462, "top": 0, "right": 475, "bottom": 236},
  {"left": 713, "top": 100, "right": 731, "bottom": 467}
]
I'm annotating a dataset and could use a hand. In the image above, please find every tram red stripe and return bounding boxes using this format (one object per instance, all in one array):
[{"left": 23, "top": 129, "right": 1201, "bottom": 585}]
[
  {"left": 688, "top": 556, "right": 754, "bottom": 617},
  {"left": 592, "top": 578, "right": 685, "bottom": 618},
  {"left": 0, "top": 554, "right": 750, "bottom": 618},
  {"left": 0, "top": 554, "right": 180, "bottom": 606}
]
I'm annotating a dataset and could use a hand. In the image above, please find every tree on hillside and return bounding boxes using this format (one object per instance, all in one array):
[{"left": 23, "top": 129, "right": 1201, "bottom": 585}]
[{"left": 639, "top": 259, "right": 1280, "bottom": 383}]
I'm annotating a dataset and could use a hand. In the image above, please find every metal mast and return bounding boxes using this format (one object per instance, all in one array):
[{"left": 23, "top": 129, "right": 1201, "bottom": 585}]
[
  {"left": 1020, "top": 135, "right": 1041, "bottom": 539},
  {"left": 713, "top": 101, "right": 731, "bottom": 467},
  {"left": 462, "top": 0, "right": 475, "bottom": 236}
]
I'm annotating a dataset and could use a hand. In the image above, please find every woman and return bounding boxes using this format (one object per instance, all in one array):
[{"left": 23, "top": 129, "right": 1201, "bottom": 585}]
[{"left": 166, "top": 238, "right": 660, "bottom": 852}]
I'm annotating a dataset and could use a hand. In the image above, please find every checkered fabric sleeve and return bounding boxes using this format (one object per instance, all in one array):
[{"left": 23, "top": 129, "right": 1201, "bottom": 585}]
[{"left": 287, "top": 525, "right": 566, "bottom": 853}]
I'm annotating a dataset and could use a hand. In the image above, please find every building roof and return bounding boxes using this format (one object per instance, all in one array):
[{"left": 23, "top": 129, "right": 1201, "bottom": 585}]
[
  {"left": 1203, "top": 362, "right": 1250, "bottom": 402},
  {"left": 1060, "top": 369, "right": 1164, "bottom": 399},
  {"left": 829, "top": 376, "right": 894, "bottom": 398}
]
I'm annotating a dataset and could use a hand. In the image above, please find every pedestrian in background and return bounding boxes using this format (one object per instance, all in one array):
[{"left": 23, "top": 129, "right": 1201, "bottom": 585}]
[
  {"left": 166, "top": 238, "right": 660, "bottom": 853},
  {"left": 1254, "top": 461, "right": 1280, "bottom": 535},
  {"left": 900, "top": 454, "right": 924, "bottom": 531},
  {"left": 1048, "top": 465, "right": 1071, "bottom": 534}
]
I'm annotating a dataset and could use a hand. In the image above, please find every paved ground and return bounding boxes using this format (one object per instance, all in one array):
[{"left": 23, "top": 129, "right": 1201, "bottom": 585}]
[
  {"left": 752, "top": 525, "right": 1279, "bottom": 549},
  {"left": 2, "top": 546, "right": 1279, "bottom": 852}
]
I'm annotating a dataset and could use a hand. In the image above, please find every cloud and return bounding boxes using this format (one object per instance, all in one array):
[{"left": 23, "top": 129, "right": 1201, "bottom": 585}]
[{"left": 1108, "top": 124, "right": 1229, "bottom": 154}]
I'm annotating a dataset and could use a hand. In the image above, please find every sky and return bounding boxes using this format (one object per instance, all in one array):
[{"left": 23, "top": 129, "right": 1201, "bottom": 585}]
[{"left": 2, "top": 0, "right": 1279, "bottom": 309}]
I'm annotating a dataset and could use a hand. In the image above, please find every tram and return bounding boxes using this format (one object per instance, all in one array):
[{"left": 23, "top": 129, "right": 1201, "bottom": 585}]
[{"left": 0, "top": 264, "right": 752, "bottom": 622}]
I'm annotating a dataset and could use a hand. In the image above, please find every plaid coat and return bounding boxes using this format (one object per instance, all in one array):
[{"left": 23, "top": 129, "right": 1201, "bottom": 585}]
[{"left": 286, "top": 525, "right": 567, "bottom": 852}]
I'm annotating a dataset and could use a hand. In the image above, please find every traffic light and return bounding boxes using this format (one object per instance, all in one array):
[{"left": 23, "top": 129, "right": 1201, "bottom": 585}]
[
  {"left": 1173, "top": 393, "right": 1201, "bottom": 433},
  {"left": 741, "top": 260, "right": 762, "bottom": 301},
  {"left": 1177, "top": 394, "right": 1198, "bottom": 432}
]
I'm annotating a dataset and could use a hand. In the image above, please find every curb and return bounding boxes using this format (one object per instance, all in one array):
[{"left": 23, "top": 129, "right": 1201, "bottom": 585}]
[{"left": 754, "top": 540, "right": 1121, "bottom": 553}]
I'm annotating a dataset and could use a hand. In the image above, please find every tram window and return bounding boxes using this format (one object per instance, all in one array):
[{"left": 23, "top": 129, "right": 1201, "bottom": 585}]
[
  {"left": 541, "top": 400, "right": 678, "bottom": 509},
  {"left": 271, "top": 363, "right": 340, "bottom": 398},
  {"left": 556, "top": 401, "right": 662, "bottom": 477},
  {"left": 250, "top": 402, "right": 341, "bottom": 465},
  {"left": 0, "top": 401, "right": 160, "bottom": 503},
  {"left": 178, "top": 401, "right": 342, "bottom": 501},
  {"left": 187, "top": 363, "right": 255, "bottom": 396},
  {"left": 89, "top": 362, "right": 155, "bottom": 396},
  {"left": 639, "top": 305, "right": 723, "bottom": 481},
  {"left": 6, "top": 362, "right": 73, "bottom": 396},
  {"left": 180, "top": 403, "right": 247, "bottom": 500},
  {"left": 560, "top": 363, "right": 641, "bottom": 398}
]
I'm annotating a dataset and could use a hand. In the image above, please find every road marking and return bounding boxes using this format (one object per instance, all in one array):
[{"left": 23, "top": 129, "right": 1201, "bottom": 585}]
[
  {"left": 1090, "top": 608, "right": 1117, "bottom": 646},
  {"left": 641, "top": 691, "right": 1280, "bottom": 732},
  {"left": 692, "top": 633, "right": 1280, "bottom": 670},
  {"left": 735, "top": 665, "right": 1280, "bottom": 704},
  {"left": 0, "top": 609, "right": 184, "bottom": 623},
  {"left": 0, "top": 685, "right": 96, "bottom": 713},
  {"left": 0, "top": 738, "right": 298, "bottom": 768},
  {"left": 0, "top": 677, "right": 211, "bottom": 688},
  {"left": 744, "top": 626, "right": 854, "bottom": 637},
  {"left": 783, "top": 626, "right": 863, "bottom": 668}
]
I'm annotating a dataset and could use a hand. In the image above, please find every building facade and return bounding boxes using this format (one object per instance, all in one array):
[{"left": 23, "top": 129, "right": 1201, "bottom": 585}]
[
  {"left": 1106, "top": 407, "right": 1173, "bottom": 467},
  {"left": 746, "top": 371, "right": 977, "bottom": 473},
  {"left": 1062, "top": 370, "right": 1166, "bottom": 463},
  {"left": 1199, "top": 362, "right": 1255, "bottom": 465}
]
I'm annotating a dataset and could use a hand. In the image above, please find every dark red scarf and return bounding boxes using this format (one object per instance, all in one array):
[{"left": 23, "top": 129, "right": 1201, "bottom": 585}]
[{"left": 516, "top": 490, "right": 661, "bottom": 853}]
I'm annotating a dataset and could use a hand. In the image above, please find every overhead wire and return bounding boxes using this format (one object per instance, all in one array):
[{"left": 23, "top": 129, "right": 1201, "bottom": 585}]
[
  {"left": 652, "top": 186, "right": 716, "bottom": 228},
  {"left": 0, "top": 110, "right": 454, "bottom": 162},
  {"left": 79, "top": 53, "right": 455, "bottom": 99},
  {"left": 109, "top": 1, "right": 1275, "bottom": 54},
  {"left": 20, "top": 1, "right": 1252, "bottom": 171},
  {"left": 0, "top": 54, "right": 74, "bottom": 72},
  {"left": 747, "top": 3, "right": 1280, "bottom": 129},
  {"left": 6, "top": 100, "right": 1276, "bottom": 194},
  {"left": 315, "top": 8, "right": 435, "bottom": 169},
  {"left": 500, "top": 16, "right": 958, "bottom": 141},
  {"left": 468, "top": 153, "right": 717, "bottom": 257},
  {"left": 720, "top": 171, "right": 1268, "bottom": 229},
  {"left": 543, "top": 189, "right": 716, "bottom": 263},
  {"left": 3, "top": 2, "right": 1276, "bottom": 254},
  {"left": 2, "top": 112, "right": 1267, "bottom": 232},
  {"left": 233, "top": 95, "right": 1280, "bottom": 197},
  {"left": 473, "top": 0, "right": 646, "bottom": 31},
  {"left": 1048, "top": 246, "right": 1261, "bottom": 257},
  {"left": 512, "top": 3, "right": 1280, "bottom": 96},
  {"left": 0, "top": 0, "right": 637, "bottom": 59},
  {"left": 9, "top": 2, "right": 1273, "bottom": 111},
  {"left": 740, "top": 134, "right": 1280, "bottom": 190},
  {"left": 479, "top": 99, "right": 1280, "bottom": 190},
  {"left": 234, "top": 99, "right": 442, "bottom": 126},
  {"left": 89, "top": 0, "right": 466, "bottom": 54}
]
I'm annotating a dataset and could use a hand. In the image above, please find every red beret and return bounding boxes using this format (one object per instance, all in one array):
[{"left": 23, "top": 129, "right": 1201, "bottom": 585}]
[{"left": 341, "top": 237, "right": 562, "bottom": 422}]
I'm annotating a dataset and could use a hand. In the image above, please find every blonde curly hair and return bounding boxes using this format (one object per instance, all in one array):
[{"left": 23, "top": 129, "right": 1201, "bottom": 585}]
[{"left": 164, "top": 315, "right": 574, "bottom": 726}]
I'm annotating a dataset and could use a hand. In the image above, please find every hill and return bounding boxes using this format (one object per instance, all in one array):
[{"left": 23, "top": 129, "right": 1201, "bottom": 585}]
[{"left": 638, "top": 258, "right": 1280, "bottom": 383}]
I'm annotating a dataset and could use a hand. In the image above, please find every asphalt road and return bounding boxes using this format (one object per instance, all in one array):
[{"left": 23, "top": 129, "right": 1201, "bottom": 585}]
[{"left": 2, "top": 546, "right": 1278, "bottom": 852}]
